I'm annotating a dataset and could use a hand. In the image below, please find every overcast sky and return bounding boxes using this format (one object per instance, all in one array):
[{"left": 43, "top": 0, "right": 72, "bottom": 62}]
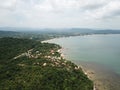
[{"left": 0, "top": 0, "right": 120, "bottom": 29}]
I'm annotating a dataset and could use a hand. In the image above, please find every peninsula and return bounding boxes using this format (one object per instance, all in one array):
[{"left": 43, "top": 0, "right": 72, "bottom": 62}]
[{"left": 0, "top": 37, "right": 93, "bottom": 90}]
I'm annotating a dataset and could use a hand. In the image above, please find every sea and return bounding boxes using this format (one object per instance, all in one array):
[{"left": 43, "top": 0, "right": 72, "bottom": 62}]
[{"left": 46, "top": 34, "right": 120, "bottom": 90}]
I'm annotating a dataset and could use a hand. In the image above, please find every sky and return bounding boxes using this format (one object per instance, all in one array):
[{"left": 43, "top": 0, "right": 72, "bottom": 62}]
[{"left": 0, "top": 0, "right": 120, "bottom": 29}]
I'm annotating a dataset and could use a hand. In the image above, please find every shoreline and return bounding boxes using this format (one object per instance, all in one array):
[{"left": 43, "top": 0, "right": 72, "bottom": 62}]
[
  {"left": 42, "top": 35, "right": 120, "bottom": 90},
  {"left": 75, "top": 61, "right": 120, "bottom": 90},
  {"left": 56, "top": 47, "right": 120, "bottom": 90},
  {"left": 43, "top": 39, "right": 101, "bottom": 90},
  {"left": 57, "top": 48, "right": 96, "bottom": 90},
  {"left": 80, "top": 64, "right": 102, "bottom": 90},
  {"left": 41, "top": 34, "right": 120, "bottom": 43}
]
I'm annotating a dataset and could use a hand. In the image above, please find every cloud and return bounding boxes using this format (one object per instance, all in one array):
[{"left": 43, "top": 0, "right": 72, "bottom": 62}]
[
  {"left": 1, "top": 0, "right": 120, "bottom": 18},
  {"left": 0, "top": 0, "right": 17, "bottom": 10},
  {"left": 85, "top": 0, "right": 120, "bottom": 19},
  {"left": 0, "top": 0, "right": 120, "bottom": 29}
]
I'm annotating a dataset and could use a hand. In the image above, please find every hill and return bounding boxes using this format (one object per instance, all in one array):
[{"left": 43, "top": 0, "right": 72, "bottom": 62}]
[
  {"left": 0, "top": 27, "right": 120, "bottom": 39},
  {"left": 93, "top": 30, "right": 120, "bottom": 34},
  {"left": 0, "top": 31, "right": 19, "bottom": 37},
  {"left": 0, "top": 37, "right": 93, "bottom": 90}
]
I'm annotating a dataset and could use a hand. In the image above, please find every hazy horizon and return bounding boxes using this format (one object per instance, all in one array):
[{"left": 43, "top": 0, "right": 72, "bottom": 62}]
[{"left": 0, "top": 0, "right": 120, "bottom": 30}]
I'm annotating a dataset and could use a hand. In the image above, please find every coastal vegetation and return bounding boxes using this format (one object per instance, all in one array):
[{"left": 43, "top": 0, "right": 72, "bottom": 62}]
[
  {"left": 1, "top": 28, "right": 120, "bottom": 41},
  {"left": 0, "top": 37, "right": 93, "bottom": 90}
]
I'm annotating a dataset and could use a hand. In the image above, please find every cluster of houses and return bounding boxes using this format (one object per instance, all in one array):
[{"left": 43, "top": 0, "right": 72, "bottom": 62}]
[{"left": 14, "top": 47, "right": 81, "bottom": 71}]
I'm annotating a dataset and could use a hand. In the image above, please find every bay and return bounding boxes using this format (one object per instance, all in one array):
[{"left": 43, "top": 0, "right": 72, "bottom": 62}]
[
  {"left": 47, "top": 34, "right": 120, "bottom": 74},
  {"left": 46, "top": 34, "right": 120, "bottom": 90}
]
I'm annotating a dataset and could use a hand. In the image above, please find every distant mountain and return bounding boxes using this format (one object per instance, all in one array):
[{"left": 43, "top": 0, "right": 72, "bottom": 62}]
[
  {"left": 0, "top": 27, "right": 120, "bottom": 38},
  {"left": 60, "top": 28, "right": 120, "bottom": 34},
  {"left": 39, "top": 28, "right": 120, "bottom": 34},
  {"left": 93, "top": 30, "right": 120, "bottom": 34},
  {"left": 0, "top": 31, "right": 20, "bottom": 37},
  {"left": 0, "top": 27, "right": 34, "bottom": 31},
  {"left": 55, "top": 28, "right": 94, "bottom": 33}
]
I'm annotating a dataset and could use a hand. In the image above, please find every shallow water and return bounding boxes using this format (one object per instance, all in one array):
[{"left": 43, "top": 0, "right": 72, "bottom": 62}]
[
  {"left": 46, "top": 34, "right": 120, "bottom": 90},
  {"left": 47, "top": 34, "right": 120, "bottom": 75}
]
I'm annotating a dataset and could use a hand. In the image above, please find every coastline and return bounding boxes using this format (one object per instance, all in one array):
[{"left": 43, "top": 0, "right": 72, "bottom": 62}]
[
  {"left": 79, "top": 64, "right": 103, "bottom": 90},
  {"left": 75, "top": 61, "right": 120, "bottom": 90},
  {"left": 57, "top": 48, "right": 96, "bottom": 90},
  {"left": 52, "top": 46, "right": 120, "bottom": 90},
  {"left": 42, "top": 35, "right": 120, "bottom": 90},
  {"left": 42, "top": 39, "right": 95, "bottom": 89},
  {"left": 43, "top": 39, "right": 97, "bottom": 90}
]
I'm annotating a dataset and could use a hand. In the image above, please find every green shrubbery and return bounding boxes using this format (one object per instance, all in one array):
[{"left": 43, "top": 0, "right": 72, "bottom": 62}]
[{"left": 0, "top": 37, "right": 93, "bottom": 90}]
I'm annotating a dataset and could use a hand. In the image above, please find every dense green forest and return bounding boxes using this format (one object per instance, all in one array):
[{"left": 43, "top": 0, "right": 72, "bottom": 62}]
[{"left": 0, "top": 37, "right": 93, "bottom": 90}]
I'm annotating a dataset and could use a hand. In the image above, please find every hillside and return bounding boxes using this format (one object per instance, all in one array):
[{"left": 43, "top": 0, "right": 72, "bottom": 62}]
[
  {"left": 0, "top": 28, "right": 120, "bottom": 40},
  {"left": 0, "top": 37, "right": 93, "bottom": 90},
  {"left": 0, "top": 31, "right": 19, "bottom": 37}
]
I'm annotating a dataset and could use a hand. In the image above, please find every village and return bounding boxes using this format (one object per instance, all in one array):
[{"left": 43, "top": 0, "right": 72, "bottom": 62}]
[{"left": 13, "top": 43, "right": 80, "bottom": 71}]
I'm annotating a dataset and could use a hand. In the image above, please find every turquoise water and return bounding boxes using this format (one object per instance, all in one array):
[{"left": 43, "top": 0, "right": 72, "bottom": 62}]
[{"left": 47, "top": 34, "right": 120, "bottom": 75}]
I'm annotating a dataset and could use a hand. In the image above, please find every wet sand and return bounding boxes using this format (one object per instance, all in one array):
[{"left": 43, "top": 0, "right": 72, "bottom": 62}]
[{"left": 74, "top": 61, "right": 120, "bottom": 90}]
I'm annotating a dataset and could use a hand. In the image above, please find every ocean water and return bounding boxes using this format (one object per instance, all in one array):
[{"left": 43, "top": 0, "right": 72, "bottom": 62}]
[
  {"left": 46, "top": 34, "right": 120, "bottom": 90},
  {"left": 47, "top": 34, "right": 120, "bottom": 75}
]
